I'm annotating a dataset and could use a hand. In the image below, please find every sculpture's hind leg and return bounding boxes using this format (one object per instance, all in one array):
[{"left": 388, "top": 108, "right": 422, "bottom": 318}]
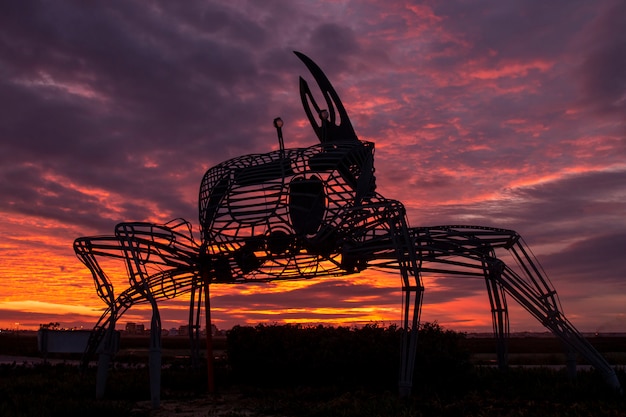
[
  {"left": 486, "top": 252, "right": 621, "bottom": 392},
  {"left": 412, "top": 225, "right": 621, "bottom": 393}
]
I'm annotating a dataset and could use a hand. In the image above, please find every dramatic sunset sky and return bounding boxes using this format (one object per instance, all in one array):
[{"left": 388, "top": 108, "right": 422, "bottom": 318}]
[{"left": 1, "top": 1, "right": 624, "bottom": 333}]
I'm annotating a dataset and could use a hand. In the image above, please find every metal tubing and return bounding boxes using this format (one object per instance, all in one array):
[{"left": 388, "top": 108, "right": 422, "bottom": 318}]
[{"left": 205, "top": 280, "right": 215, "bottom": 394}]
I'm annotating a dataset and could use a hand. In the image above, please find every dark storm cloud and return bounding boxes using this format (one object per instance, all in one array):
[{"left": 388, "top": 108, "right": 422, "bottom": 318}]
[
  {"left": 0, "top": 1, "right": 368, "bottom": 235},
  {"left": 426, "top": 0, "right": 595, "bottom": 61},
  {"left": 306, "top": 23, "right": 361, "bottom": 73},
  {"left": 413, "top": 168, "right": 626, "bottom": 298},
  {"left": 576, "top": 0, "right": 626, "bottom": 118},
  {"left": 509, "top": 170, "right": 624, "bottom": 236},
  {"left": 0, "top": 0, "right": 284, "bottom": 233},
  {"left": 419, "top": 169, "right": 626, "bottom": 236},
  {"left": 541, "top": 232, "right": 626, "bottom": 285},
  {"left": 0, "top": 163, "right": 105, "bottom": 229}
]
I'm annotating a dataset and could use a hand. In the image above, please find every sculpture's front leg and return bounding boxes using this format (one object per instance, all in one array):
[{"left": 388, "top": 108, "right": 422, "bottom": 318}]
[
  {"left": 75, "top": 219, "right": 200, "bottom": 405},
  {"left": 410, "top": 225, "right": 621, "bottom": 393},
  {"left": 73, "top": 236, "right": 127, "bottom": 398},
  {"left": 341, "top": 197, "right": 424, "bottom": 396}
]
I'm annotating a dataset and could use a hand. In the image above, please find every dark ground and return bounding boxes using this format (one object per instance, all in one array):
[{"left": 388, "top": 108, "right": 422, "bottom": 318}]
[{"left": 1, "top": 329, "right": 625, "bottom": 416}]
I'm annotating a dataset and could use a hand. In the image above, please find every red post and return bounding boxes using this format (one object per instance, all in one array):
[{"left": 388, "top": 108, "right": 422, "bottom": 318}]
[{"left": 204, "top": 280, "right": 215, "bottom": 394}]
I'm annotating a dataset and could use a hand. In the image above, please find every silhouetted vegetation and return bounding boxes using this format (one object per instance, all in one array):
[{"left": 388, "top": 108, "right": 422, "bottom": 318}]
[
  {"left": 227, "top": 322, "right": 471, "bottom": 391},
  {"left": 1, "top": 324, "right": 625, "bottom": 416},
  {"left": 227, "top": 323, "right": 400, "bottom": 388},
  {"left": 0, "top": 363, "right": 132, "bottom": 417}
]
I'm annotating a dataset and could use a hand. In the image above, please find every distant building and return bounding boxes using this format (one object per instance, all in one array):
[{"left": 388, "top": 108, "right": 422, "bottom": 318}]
[
  {"left": 125, "top": 322, "right": 146, "bottom": 335},
  {"left": 178, "top": 325, "right": 189, "bottom": 336}
]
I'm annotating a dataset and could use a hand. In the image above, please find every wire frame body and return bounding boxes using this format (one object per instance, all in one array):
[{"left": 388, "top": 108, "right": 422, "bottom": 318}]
[{"left": 198, "top": 140, "right": 377, "bottom": 282}]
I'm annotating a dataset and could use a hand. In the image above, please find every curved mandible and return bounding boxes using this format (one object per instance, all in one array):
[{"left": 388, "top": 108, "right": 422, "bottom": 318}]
[{"left": 295, "top": 51, "right": 358, "bottom": 143}]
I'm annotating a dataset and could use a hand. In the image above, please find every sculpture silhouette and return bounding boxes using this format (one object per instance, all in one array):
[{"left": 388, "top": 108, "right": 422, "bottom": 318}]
[{"left": 75, "top": 52, "right": 621, "bottom": 406}]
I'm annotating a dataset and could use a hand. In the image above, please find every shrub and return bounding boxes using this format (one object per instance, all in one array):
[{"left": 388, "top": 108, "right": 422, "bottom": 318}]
[{"left": 226, "top": 322, "right": 470, "bottom": 390}]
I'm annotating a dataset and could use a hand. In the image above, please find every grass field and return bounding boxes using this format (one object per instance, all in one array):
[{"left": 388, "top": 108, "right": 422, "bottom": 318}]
[{"left": 1, "top": 328, "right": 625, "bottom": 416}]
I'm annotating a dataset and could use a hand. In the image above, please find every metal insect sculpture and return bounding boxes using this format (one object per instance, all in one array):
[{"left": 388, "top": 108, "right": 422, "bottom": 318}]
[{"left": 75, "top": 52, "right": 621, "bottom": 406}]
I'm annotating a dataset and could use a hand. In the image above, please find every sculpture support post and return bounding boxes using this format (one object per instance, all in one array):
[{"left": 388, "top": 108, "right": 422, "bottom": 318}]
[
  {"left": 484, "top": 260, "right": 509, "bottom": 370},
  {"left": 205, "top": 279, "right": 215, "bottom": 394},
  {"left": 189, "top": 281, "right": 203, "bottom": 367},
  {"left": 148, "top": 303, "right": 162, "bottom": 409},
  {"left": 399, "top": 284, "right": 421, "bottom": 398},
  {"left": 96, "top": 324, "right": 116, "bottom": 399},
  {"left": 393, "top": 207, "right": 423, "bottom": 398}
]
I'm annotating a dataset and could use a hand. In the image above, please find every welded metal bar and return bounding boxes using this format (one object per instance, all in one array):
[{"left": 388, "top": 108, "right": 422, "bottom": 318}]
[{"left": 483, "top": 259, "right": 510, "bottom": 370}]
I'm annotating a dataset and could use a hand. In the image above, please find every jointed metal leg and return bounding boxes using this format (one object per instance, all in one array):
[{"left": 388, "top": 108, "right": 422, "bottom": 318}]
[
  {"left": 188, "top": 279, "right": 203, "bottom": 367},
  {"left": 147, "top": 301, "right": 162, "bottom": 409},
  {"left": 484, "top": 259, "right": 509, "bottom": 370},
  {"left": 399, "top": 284, "right": 422, "bottom": 397},
  {"left": 386, "top": 202, "right": 424, "bottom": 397}
]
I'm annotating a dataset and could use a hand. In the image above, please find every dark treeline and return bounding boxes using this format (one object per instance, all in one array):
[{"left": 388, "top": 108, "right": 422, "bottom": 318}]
[
  {"left": 226, "top": 322, "right": 471, "bottom": 390},
  {"left": 2, "top": 324, "right": 625, "bottom": 416}
]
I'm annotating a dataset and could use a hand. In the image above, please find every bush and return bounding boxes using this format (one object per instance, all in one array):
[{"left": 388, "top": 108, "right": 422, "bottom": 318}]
[
  {"left": 226, "top": 322, "right": 470, "bottom": 390},
  {"left": 413, "top": 322, "right": 473, "bottom": 393}
]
